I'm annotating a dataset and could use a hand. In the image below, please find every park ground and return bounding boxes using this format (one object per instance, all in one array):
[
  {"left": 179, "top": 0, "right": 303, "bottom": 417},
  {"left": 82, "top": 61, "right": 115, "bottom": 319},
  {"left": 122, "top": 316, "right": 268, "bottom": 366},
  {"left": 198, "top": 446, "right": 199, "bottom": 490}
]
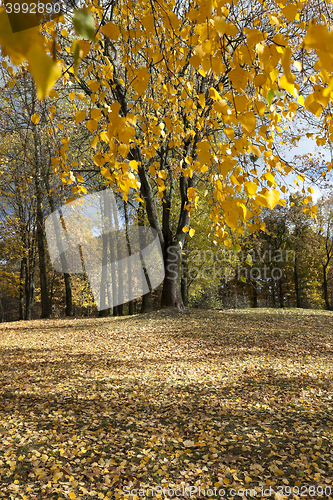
[{"left": 0, "top": 308, "right": 333, "bottom": 499}]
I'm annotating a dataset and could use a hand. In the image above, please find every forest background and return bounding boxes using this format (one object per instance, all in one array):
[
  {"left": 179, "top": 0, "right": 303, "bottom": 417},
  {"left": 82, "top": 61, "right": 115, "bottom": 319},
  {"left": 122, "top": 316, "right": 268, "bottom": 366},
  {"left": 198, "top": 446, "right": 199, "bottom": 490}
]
[{"left": 1, "top": 0, "right": 333, "bottom": 321}]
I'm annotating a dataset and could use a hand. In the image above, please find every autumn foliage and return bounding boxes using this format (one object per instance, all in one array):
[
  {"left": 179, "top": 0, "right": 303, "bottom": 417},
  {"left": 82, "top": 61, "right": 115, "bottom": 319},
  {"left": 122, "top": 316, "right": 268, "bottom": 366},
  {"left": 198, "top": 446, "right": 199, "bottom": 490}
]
[{"left": 0, "top": 309, "right": 333, "bottom": 498}]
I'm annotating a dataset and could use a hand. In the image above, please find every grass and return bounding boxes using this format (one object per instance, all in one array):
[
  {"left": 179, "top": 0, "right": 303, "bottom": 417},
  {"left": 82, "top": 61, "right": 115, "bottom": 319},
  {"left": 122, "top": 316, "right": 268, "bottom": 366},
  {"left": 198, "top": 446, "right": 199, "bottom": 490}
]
[{"left": 0, "top": 308, "right": 333, "bottom": 499}]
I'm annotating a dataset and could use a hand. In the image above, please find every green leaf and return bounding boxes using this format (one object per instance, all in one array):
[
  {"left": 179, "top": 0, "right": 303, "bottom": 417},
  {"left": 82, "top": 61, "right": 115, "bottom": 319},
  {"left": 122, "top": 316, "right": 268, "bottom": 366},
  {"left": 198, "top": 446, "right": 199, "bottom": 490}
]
[
  {"left": 245, "top": 253, "right": 253, "bottom": 266},
  {"left": 274, "top": 90, "right": 284, "bottom": 97},
  {"left": 240, "top": 276, "right": 246, "bottom": 283},
  {"left": 73, "top": 9, "right": 95, "bottom": 41},
  {"left": 267, "top": 89, "right": 274, "bottom": 105},
  {"left": 72, "top": 40, "right": 81, "bottom": 74}
]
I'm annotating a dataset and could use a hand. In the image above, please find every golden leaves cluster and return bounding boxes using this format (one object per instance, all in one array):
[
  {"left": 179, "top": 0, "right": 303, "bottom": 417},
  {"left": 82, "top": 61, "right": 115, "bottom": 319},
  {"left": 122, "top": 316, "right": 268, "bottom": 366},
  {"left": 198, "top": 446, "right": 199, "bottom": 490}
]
[{"left": 0, "top": 0, "right": 329, "bottom": 237}]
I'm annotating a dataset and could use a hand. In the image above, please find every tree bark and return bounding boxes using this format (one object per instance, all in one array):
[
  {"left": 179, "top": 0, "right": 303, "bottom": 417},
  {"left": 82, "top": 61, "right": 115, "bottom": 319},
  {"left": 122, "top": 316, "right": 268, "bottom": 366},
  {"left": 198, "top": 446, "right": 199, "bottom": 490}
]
[
  {"left": 294, "top": 254, "right": 301, "bottom": 308},
  {"left": 25, "top": 228, "right": 36, "bottom": 320},
  {"left": 323, "top": 263, "right": 332, "bottom": 310},
  {"left": 161, "top": 240, "right": 184, "bottom": 311},
  {"left": 252, "top": 280, "right": 258, "bottom": 308},
  {"left": 19, "top": 256, "right": 25, "bottom": 320},
  {"left": 137, "top": 202, "right": 151, "bottom": 313},
  {"left": 32, "top": 122, "right": 50, "bottom": 318},
  {"left": 140, "top": 289, "right": 152, "bottom": 313},
  {"left": 124, "top": 201, "right": 134, "bottom": 315},
  {"left": 278, "top": 276, "right": 284, "bottom": 308},
  {"left": 181, "top": 237, "right": 188, "bottom": 307},
  {"left": 63, "top": 273, "right": 73, "bottom": 316},
  {"left": 0, "top": 297, "right": 4, "bottom": 323},
  {"left": 44, "top": 175, "right": 74, "bottom": 317}
]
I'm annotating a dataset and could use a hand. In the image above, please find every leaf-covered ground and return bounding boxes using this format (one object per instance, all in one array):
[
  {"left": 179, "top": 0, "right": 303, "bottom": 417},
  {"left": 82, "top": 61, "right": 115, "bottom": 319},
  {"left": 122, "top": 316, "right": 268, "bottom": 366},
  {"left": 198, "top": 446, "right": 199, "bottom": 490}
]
[{"left": 0, "top": 308, "right": 333, "bottom": 500}]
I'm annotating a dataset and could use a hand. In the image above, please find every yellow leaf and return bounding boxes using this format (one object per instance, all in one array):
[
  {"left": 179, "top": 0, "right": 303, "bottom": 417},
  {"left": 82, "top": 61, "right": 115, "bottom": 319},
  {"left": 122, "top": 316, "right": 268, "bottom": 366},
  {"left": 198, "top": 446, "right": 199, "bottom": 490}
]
[
  {"left": 69, "top": 493, "right": 76, "bottom": 500},
  {"left": 91, "top": 108, "right": 102, "bottom": 121},
  {"left": 77, "top": 175, "right": 85, "bottom": 183},
  {"left": 28, "top": 46, "right": 61, "bottom": 99},
  {"left": 237, "top": 202, "right": 247, "bottom": 221},
  {"left": 88, "top": 80, "right": 100, "bottom": 92},
  {"left": 93, "top": 154, "right": 106, "bottom": 166},
  {"left": 254, "top": 101, "right": 266, "bottom": 117},
  {"left": 118, "top": 144, "right": 129, "bottom": 158},
  {"left": 234, "top": 95, "right": 248, "bottom": 113},
  {"left": 198, "top": 94, "right": 205, "bottom": 108},
  {"left": 225, "top": 212, "right": 238, "bottom": 230},
  {"left": 297, "top": 95, "right": 304, "bottom": 106},
  {"left": 282, "top": 4, "right": 298, "bottom": 22},
  {"left": 218, "top": 160, "right": 234, "bottom": 177},
  {"left": 264, "top": 172, "right": 276, "bottom": 185},
  {"left": 101, "top": 21, "right": 119, "bottom": 40},
  {"left": 31, "top": 114, "right": 40, "bottom": 125},
  {"left": 183, "top": 439, "right": 195, "bottom": 447},
  {"left": 132, "top": 67, "right": 150, "bottom": 95},
  {"left": 239, "top": 112, "right": 256, "bottom": 133},
  {"left": 91, "top": 136, "right": 99, "bottom": 149},
  {"left": 183, "top": 226, "right": 189, "bottom": 233},
  {"left": 189, "top": 228, "right": 195, "bottom": 237},
  {"left": 69, "top": 92, "right": 75, "bottom": 101},
  {"left": 86, "top": 120, "right": 98, "bottom": 133},
  {"left": 244, "top": 181, "right": 257, "bottom": 197},
  {"left": 214, "top": 16, "right": 226, "bottom": 36},
  {"left": 77, "top": 39, "right": 91, "bottom": 58},
  {"left": 0, "top": 9, "right": 42, "bottom": 64},
  {"left": 129, "top": 160, "right": 138, "bottom": 170},
  {"left": 209, "top": 87, "right": 221, "bottom": 100},
  {"left": 264, "top": 189, "right": 281, "bottom": 208},
  {"left": 303, "top": 22, "right": 331, "bottom": 52},
  {"left": 229, "top": 66, "right": 249, "bottom": 89},
  {"left": 100, "top": 131, "right": 109, "bottom": 143},
  {"left": 101, "top": 167, "right": 112, "bottom": 179},
  {"left": 249, "top": 144, "right": 261, "bottom": 158},
  {"left": 279, "top": 74, "right": 296, "bottom": 96},
  {"left": 75, "top": 110, "right": 86, "bottom": 123}
]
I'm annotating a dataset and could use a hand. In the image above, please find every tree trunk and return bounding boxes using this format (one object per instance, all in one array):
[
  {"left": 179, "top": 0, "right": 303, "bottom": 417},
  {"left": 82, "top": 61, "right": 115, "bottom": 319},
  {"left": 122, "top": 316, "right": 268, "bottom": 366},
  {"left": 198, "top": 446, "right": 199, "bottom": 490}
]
[
  {"left": 128, "top": 299, "right": 134, "bottom": 315},
  {"left": 140, "top": 290, "right": 151, "bottom": 313},
  {"left": 0, "top": 296, "right": 5, "bottom": 322},
  {"left": 35, "top": 189, "right": 50, "bottom": 317},
  {"left": 252, "top": 280, "right": 258, "bottom": 308},
  {"left": 278, "top": 276, "right": 284, "bottom": 308},
  {"left": 45, "top": 183, "right": 74, "bottom": 317},
  {"left": 25, "top": 268, "right": 32, "bottom": 320},
  {"left": 19, "top": 257, "right": 25, "bottom": 320},
  {"left": 272, "top": 281, "right": 276, "bottom": 307},
  {"left": 124, "top": 201, "right": 134, "bottom": 315},
  {"left": 137, "top": 203, "right": 151, "bottom": 313},
  {"left": 99, "top": 308, "right": 112, "bottom": 317},
  {"left": 181, "top": 275, "right": 188, "bottom": 308},
  {"left": 63, "top": 273, "right": 73, "bottom": 316},
  {"left": 25, "top": 230, "right": 36, "bottom": 320},
  {"left": 161, "top": 241, "right": 184, "bottom": 311},
  {"left": 181, "top": 237, "right": 188, "bottom": 307},
  {"left": 33, "top": 123, "right": 50, "bottom": 318},
  {"left": 108, "top": 231, "right": 119, "bottom": 317},
  {"left": 49, "top": 270, "right": 56, "bottom": 316},
  {"left": 323, "top": 263, "right": 332, "bottom": 310},
  {"left": 294, "top": 254, "right": 301, "bottom": 308}
]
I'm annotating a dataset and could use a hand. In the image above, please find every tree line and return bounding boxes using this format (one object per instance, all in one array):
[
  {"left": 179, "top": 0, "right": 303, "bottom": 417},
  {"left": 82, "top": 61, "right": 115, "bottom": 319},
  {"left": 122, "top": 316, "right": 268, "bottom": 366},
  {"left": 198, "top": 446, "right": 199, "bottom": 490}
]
[{"left": 1, "top": 0, "right": 333, "bottom": 319}]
